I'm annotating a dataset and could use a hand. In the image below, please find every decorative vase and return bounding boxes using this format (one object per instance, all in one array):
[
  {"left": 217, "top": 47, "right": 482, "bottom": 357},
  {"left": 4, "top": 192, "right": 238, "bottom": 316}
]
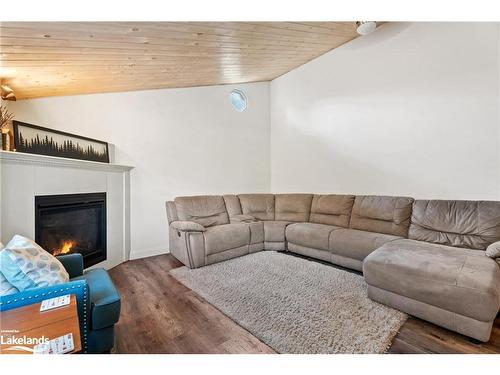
[
  {"left": 8, "top": 129, "right": 14, "bottom": 151},
  {"left": 1, "top": 128, "right": 13, "bottom": 151}
]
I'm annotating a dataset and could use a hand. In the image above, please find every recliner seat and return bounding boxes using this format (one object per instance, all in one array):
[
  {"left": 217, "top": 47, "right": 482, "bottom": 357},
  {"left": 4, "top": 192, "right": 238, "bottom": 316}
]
[{"left": 166, "top": 193, "right": 500, "bottom": 342}]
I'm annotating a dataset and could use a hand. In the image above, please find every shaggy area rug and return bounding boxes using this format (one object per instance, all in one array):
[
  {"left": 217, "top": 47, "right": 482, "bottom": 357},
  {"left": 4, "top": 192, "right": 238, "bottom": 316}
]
[{"left": 170, "top": 251, "right": 407, "bottom": 354}]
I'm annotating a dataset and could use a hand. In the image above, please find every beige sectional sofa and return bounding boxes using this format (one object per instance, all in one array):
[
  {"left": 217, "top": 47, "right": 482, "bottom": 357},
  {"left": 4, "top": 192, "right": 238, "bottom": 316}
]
[{"left": 166, "top": 194, "right": 500, "bottom": 342}]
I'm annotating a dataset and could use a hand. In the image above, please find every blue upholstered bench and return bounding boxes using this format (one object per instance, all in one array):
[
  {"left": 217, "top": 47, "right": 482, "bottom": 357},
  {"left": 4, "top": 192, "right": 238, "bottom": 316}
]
[{"left": 0, "top": 253, "right": 120, "bottom": 353}]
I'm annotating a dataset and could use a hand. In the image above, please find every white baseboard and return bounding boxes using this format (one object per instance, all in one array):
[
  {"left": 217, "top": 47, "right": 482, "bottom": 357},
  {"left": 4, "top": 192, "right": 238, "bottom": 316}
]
[{"left": 129, "top": 247, "right": 169, "bottom": 260}]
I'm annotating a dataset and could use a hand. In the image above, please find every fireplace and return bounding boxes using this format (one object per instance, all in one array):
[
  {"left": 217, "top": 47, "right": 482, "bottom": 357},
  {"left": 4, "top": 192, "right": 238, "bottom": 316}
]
[{"left": 35, "top": 192, "right": 107, "bottom": 268}]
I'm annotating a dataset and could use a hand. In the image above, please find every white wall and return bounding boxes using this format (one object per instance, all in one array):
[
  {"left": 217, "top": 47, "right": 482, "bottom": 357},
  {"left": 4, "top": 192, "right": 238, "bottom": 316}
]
[
  {"left": 270, "top": 22, "right": 500, "bottom": 200},
  {"left": 8, "top": 82, "right": 270, "bottom": 259}
]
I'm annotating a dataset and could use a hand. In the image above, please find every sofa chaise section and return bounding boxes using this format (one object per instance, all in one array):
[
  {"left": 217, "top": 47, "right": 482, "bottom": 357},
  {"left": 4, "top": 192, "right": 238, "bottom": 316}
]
[
  {"left": 364, "top": 199, "right": 500, "bottom": 341},
  {"left": 364, "top": 239, "right": 500, "bottom": 341}
]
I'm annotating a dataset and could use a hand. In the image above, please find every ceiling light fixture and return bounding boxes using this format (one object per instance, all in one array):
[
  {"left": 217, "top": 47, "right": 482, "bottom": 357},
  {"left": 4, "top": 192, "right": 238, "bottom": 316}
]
[{"left": 356, "top": 21, "right": 377, "bottom": 35}]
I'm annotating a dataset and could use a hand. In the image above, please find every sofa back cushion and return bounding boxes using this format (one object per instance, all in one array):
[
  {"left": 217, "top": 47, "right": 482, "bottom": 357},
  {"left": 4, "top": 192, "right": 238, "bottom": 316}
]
[
  {"left": 223, "top": 194, "right": 243, "bottom": 216},
  {"left": 165, "top": 201, "right": 178, "bottom": 224},
  {"left": 350, "top": 195, "right": 414, "bottom": 237},
  {"left": 409, "top": 200, "right": 500, "bottom": 250},
  {"left": 238, "top": 194, "right": 275, "bottom": 220},
  {"left": 174, "top": 195, "right": 229, "bottom": 227},
  {"left": 309, "top": 194, "right": 355, "bottom": 227},
  {"left": 275, "top": 194, "right": 313, "bottom": 222}
]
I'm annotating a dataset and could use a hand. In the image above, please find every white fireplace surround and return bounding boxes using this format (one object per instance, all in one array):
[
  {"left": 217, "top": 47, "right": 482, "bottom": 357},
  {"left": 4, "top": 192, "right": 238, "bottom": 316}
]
[{"left": 0, "top": 150, "right": 133, "bottom": 270}]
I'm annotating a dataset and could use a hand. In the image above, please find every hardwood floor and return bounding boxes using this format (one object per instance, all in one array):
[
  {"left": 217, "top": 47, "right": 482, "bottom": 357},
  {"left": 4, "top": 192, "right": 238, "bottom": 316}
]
[
  {"left": 108, "top": 254, "right": 500, "bottom": 354},
  {"left": 109, "top": 254, "right": 273, "bottom": 353}
]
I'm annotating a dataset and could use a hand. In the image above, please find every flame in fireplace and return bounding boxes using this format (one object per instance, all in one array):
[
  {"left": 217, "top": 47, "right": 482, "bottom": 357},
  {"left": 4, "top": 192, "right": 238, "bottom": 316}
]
[{"left": 53, "top": 240, "right": 76, "bottom": 256}]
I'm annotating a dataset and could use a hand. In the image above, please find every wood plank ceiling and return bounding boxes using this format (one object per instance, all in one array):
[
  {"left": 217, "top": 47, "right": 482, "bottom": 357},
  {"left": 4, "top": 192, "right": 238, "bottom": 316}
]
[{"left": 0, "top": 22, "right": 360, "bottom": 99}]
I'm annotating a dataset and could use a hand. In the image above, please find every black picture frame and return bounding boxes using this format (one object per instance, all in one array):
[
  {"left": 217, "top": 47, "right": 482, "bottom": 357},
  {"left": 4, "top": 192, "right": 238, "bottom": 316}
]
[{"left": 13, "top": 121, "right": 110, "bottom": 163}]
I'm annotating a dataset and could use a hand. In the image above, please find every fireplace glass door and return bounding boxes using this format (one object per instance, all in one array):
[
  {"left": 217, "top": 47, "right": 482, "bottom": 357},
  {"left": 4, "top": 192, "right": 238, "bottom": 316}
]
[{"left": 35, "top": 193, "right": 106, "bottom": 268}]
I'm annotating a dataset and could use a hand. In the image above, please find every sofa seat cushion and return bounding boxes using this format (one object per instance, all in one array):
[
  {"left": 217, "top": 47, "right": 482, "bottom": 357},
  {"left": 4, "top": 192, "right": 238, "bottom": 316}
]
[
  {"left": 286, "top": 223, "right": 341, "bottom": 251},
  {"left": 203, "top": 224, "right": 250, "bottom": 255},
  {"left": 363, "top": 239, "right": 500, "bottom": 322},
  {"left": 73, "top": 268, "right": 120, "bottom": 330},
  {"left": 264, "top": 221, "right": 291, "bottom": 242},
  {"left": 247, "top": 222, "right": 264, "bottom": 244},
  {"left": 329, "top": 229, "right": 402, "bottom": 261}
]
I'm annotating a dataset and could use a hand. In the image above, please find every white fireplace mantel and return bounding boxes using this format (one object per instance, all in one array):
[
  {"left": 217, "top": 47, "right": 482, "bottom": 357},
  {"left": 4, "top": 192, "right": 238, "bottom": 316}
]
[
  {"left": 0, "top": 150, "right": 133, "bottom": 172},
  {"left": 0, "top": 150, "right": 134, "bottom": 270}
]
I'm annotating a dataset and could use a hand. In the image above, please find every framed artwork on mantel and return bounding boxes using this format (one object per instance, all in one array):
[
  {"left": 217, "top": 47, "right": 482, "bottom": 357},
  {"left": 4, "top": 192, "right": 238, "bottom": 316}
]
[{"left": 13, "top": 121, "right": 110, "bottom": 163}]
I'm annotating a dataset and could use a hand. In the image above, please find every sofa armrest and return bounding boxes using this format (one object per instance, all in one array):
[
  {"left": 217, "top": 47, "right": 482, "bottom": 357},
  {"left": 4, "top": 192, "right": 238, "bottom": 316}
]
[
  {"left": 171, "top": 220, "right": 206, "bottom": 232},
  {"left": 486, "top": 241, "right": 500, "bottom": 259},
  {"left": 230, "top": 214, "right": 258, "bottom": 223},
  {"left": 72, "top": 268, "right": 120, "bottom": 330},
  {"left": 169, "top": 226, "right": 206, "bottom": 268},
  {"left": 57, "top": 253, "right": 84, "bottom": 278}
]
